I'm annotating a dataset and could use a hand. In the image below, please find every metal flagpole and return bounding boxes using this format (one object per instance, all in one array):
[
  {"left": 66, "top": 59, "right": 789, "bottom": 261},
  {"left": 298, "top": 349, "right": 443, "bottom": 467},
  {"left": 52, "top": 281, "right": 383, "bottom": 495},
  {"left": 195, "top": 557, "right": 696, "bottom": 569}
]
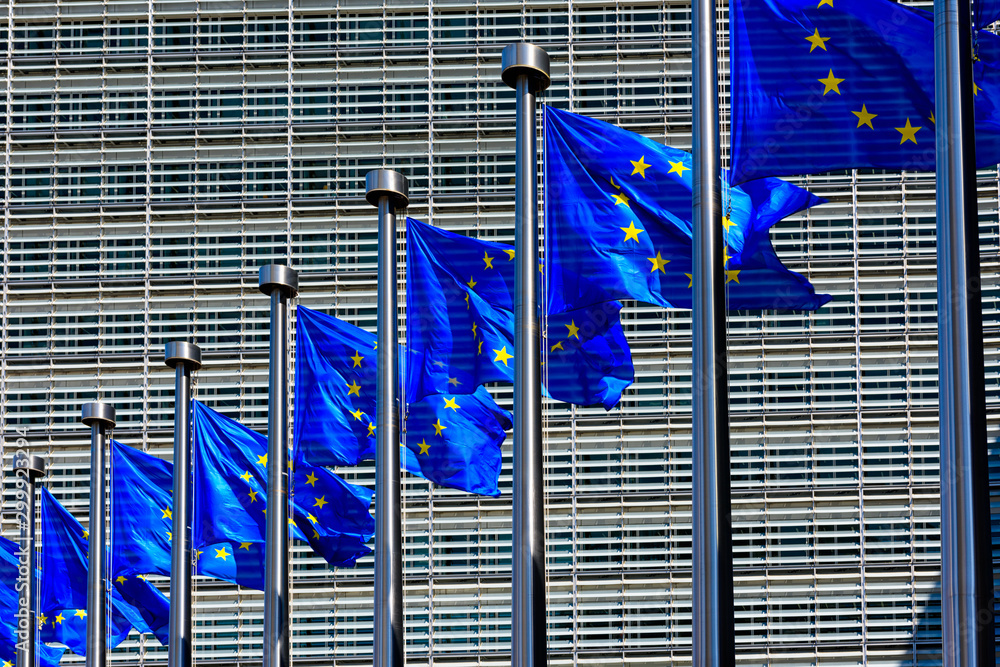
[
  {"left": 500, "top": 42, "right": 550, "bottom": 667},
  {"left": 933, "top": 0, "right": 995, "bottom": 663},
  {"left": 691, "top": 0, "right": 735, "bottom": 662},
  {"left": 82, "top": 402, "right": 115, "bottom": 667},
  {"left": 164, "top": 342, "right": 202, "bottom": 667},
  {"left": 14, "top": 453, "right": 44, "bottom": 667},
  {"left": 259, "top": 265, "right": 298, "bottom": 667},
  {"left": 365, "top": 169, "right": 408, "bottom": 667}
]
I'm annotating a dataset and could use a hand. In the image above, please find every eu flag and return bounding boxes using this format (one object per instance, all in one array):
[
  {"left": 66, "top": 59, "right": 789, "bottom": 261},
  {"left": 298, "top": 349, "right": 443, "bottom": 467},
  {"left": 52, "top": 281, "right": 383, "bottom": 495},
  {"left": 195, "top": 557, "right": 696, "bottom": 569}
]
[
  {"left": 111, "top": 440, "right": 267, "bottom": 590},
  {"left": 39, "top": 488, "right": 166, "bottom": 653},
  {"left": 544, "top": 106, "right": 831, "bottom": 313},
  {"left": 294, "top": 306, "right": 510, "bottom": 496},
  {"left": 193, "top": 400, "right": 374, "bottom": 570},
  {"left": 0, "top": 536, "right": 64, "bottom": 667},
  {"left": 406, "top": 217, "right": 635, "bottom": 409},
  {"left": 730, "top": 0, "right": 1000, "bottom": 183}
]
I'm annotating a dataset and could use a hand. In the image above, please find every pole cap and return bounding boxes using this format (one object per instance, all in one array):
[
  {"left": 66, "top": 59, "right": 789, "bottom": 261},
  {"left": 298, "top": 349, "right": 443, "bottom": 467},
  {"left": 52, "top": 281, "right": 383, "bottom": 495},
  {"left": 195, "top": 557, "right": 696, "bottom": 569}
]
[
  {"left": 81, "top": 402, "right": 116, "bottom": 428},
  {"left": 13, "top": 453, "right": 45, "bottom": 480},
  {"left": 501, "top": 43, "right": 551, "bottom": 91},
  {"left": 165, "top": 341, "right": 202, "bottom": 370},
  {"left": 258, "top": 264, "right": 299, "bottom": 297},
  {"left": 365, "top": 169, "right": 409, "bottom": 209}
]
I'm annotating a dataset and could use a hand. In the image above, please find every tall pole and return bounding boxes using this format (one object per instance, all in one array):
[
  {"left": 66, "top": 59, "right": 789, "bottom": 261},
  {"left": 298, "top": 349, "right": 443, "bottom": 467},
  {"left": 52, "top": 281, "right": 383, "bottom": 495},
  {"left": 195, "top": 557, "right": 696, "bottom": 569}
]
[
  {"left": 501, "top": 43, "right": 550, "bottom": 667},
  {"left": 365, "top": 169, "right": 408, "bottom": 667},
  {"left": 164, "top": 342, "right": 202, "bottom": 667},
  {"left": 691, "top": 0, "right": 735, "bottom": 663},
  {"left": 259, "top": 265, "right": 298, "bottom": 667},
  {"left": 933, "top": 0, "right": 995, "bottom": 664},
  {"left": 14, "top": 453, "right": 44, "bottom": 667},
  {"left": 81, "top": 402, "right": 115, "bottom": 667}
]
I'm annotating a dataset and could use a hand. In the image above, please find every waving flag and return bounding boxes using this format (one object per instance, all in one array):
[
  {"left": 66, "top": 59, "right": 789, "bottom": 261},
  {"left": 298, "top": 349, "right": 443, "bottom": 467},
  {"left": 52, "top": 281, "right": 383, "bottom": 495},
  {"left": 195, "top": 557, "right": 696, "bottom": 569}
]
[
  {"left": 729, "top": 0, "right": 1000, "bottom": 182},
  {"left": 0, "top": 536, "right": 64, "bottom": 667},
  {"left": 544, "top": 106, "right": 830, "bottom": 313},
  {"left": 406, "top": 217, "right": 634, "bottom": 409}
]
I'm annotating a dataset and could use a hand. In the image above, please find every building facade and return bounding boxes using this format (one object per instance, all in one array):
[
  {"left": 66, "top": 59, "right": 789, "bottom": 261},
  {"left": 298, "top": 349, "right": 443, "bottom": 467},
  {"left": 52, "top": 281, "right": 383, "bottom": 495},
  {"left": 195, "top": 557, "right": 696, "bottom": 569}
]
[{"left": 0, "top": 0, "right": 996, "bottom": 665}]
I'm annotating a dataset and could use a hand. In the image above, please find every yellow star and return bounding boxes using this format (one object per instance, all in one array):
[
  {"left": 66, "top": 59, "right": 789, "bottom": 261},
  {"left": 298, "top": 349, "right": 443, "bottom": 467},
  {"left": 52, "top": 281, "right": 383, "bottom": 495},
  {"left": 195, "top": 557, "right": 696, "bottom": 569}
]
[
  {"left": 447, "top": 376, "right": 460, "bottom": 386},
  {"left": 418, "top": 440, "right": 431, "bottom": 455},
  {"left": 805, "top": 28, "right": 830, "bottom": 52},
  {"left": 307, "top": 513, "right": 319, "bottom": 524},
  {"left": 466, "top": 275, "right": 477, "bottom": 289},
  {"left": 305, "top": 472, "right": 318, "bottom": 487},
  {"left": 367, "top": 422, "right": 376, "bottom": 436},
  {"left": 443, "top": 396, "right": 460, "bottom": 411},
  {"left": 115, "top": 575, "right": 127, "bottom": 584},
  {"left": 566, "top": 321, "right": 580, "bottom": 339},
  {"left": 214, "top": 546, "right": 230, "bottom": 561},
  {"left": 550, "top": 341, "right": 564, "bottom": 352},
  {"left": 647, "top": 252, "right": 670, "bottom": 274},
  {"left": 239, "top": 542, "right": 251, "bottom": 550},
  {"left": 432, "top": 419, "right": 446, "bottom": 436},
  {"left": 685, "top": 273, "right": 693, "bottom": 288},
  {"left": 464, "top": 293, "right": 470, "bottom": 309},
  {"left": 630, "top": 155, "right": 651, "bottom": 178},
  {"left": 504, "top": 248, "right": 515, "bottom": 261},
  {"left": 723, "top": 246, "right": 733, "bottom": 266},
  {"left": 929, "top": 112, "right": 936, "bottom": 124},
  {"left": 350, "top": 350, "right": 364, "bottom": 367},
  {"left": 313, "top": 495, "right": 328, "bottom": 509},
  {"left": 82, "top": 530, "right": 89, "bottom": 540},
  {"left": 350, "top": 409, "right": 364, "bottom": 421},
  {"left": 493, "top": 346, "right": 514, "bottom": 367},
  {"left": 974, "top": 82, "right": 981, "bottom": 96},
  {"left": 612, "top": 190, "right": 631, "bottom": 206},
  {"left": 161, "top": 508, "right": 172, "bottom": 520},
  {"left": 817, "top": 0, "right": 833, "bottom": 6},
  {"left": 477, "top": 339, "right": 484, "bottom": 355},
  {"left": 167, "top": 531, "right": 172, "bottom": 541},
  {"left": 895, "top": 118, "right": 921, "bottom": 144},
  {"left": 346, "top": 380, "right": 361, "bottom": 397},
  {"left": 818, "top": 69, "right": 844, "bottom": 95},
  {"left": 726, "top": 270, "right": 741, "bottom": 284},
  {"left": 722, "top": 216, "right": 736, "bottom": 231},
  {"left": 852, "top": 104, "right": 877, "bottom": 129},
  {"left": 471, "top": 321, "right": 478, "bottom": 338},
  {"left": 194, "top": 549, "right": 203, "bottom": 561},
  {"left": 667, "top": 160, "right": 689, "bottom": 176},
  {"left": 74, "top": 609, "right": 86, "bottom": 619},
  {"left": 240, "top": 471, "right": 252, "bottom": 482},
  {"left": 620, "top": 221, "right": 645, "bottom": 243},
  {"left": 483, "top": 252, "right": 494, "bottom": 269},
  {"left": 54, "top": 613, "right": 64, "bottom": 625},
  {"left": 248, "top": 489, "right": 258, "bottom": 503},
  {"left": 256, "top": 453, "right": 267, "bottom": 466},
  {"left": 312, "top": 529, "right": 320, "bottom": 539},
  {"left": 38, "top": 614, "right": 46, "bottom": 627},
  {"left": 610, "top": 175, "right": 621, "bottom": 189},
  {"left": 4, "top": 659, "right": 12, "bottom": 667}
]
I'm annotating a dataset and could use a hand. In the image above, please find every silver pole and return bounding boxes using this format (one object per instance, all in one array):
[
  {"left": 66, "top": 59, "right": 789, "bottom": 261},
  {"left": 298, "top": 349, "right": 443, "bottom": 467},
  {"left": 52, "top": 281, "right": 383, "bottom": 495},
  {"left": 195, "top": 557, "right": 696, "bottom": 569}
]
[
  {"left": 258, "top": 265, "right": 298, "bottom": 667},
  {"left": 933, "top": 0, "right": 995, "bottom": 663},
  {"left": 691, "top": 0, "right": 735, "bottom": 664},
  {"left": 365, "top": 169, "right": 409, "bottom": 667},
  {"left": 501, "top": 43, "right": 550, "bottom": 667},
  {"left": 14, "top": 453, "right": 44, "bottom": 667},
  {"left": 81, "top": 402, "right": 115, "bottom": 667},
  {"left": 164, "top": 342, "right": 202, "bottom": 667}
]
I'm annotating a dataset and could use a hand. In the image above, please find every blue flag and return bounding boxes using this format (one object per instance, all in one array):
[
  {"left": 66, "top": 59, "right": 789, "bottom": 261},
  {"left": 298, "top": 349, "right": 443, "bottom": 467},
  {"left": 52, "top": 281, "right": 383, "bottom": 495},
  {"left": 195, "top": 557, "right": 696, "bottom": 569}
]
[
  {"left": 39, "top": 488, "right": 168, "bottom": 653},
  {"left": 293, "top": 306, "right": 510, "bottom": 496},
  {"left": 0, "top": 536, "right": 64, "bottom": 667},
  {"left": 111, "top": 439, "right": 268, "bottom": 590},
  {"left": 193, "top": 400, "right": 374, "bottom": 569},
  {"left": 730, "top": 0, "right": 1000, "bottom": 183},
  {"left": 543, "top": 106, "right": 831, "bottom": 313},
  {"left": 406, "top": 217, "right": 635, "bottom": 409},
  {"left": 977, "top": 0, "right": 1000, "bottom": 29}
]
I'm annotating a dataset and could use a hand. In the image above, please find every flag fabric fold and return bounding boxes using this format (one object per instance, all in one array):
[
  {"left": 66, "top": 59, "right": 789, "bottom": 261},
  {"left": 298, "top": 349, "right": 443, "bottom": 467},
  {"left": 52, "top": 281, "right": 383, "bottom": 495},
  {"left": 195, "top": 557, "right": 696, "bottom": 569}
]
[
  {"left": 193, "top": 400, "right": 374, "bottom": 569},
  {"left": 543, "top": 105, "right": 831, "bottom": 313},
  {"left": 406, "top": 217, "right": 635, "bottom": 409},
  {"left": 729, "top": 0, "right": 1000, "bottom": 183},
  {"left": 0, "top": 536, "right": 64, "bottom": 667},
  {"left": 293, "top": 306, "right": 509, "bottom": 496}
]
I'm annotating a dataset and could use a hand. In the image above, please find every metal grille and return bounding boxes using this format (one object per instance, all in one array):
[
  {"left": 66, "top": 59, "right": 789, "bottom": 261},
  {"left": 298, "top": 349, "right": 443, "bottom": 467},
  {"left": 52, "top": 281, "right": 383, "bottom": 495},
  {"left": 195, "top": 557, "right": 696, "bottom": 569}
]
[{"left": 0, "top": 1, "right": 997, "bottom": 665}]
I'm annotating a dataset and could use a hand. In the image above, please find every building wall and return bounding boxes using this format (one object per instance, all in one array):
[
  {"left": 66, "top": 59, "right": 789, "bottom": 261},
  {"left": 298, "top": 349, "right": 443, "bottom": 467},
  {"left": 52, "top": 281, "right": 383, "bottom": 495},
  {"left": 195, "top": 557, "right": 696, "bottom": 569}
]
[{"left": 0, "top": 1, "right": 996, "bottom": 665}]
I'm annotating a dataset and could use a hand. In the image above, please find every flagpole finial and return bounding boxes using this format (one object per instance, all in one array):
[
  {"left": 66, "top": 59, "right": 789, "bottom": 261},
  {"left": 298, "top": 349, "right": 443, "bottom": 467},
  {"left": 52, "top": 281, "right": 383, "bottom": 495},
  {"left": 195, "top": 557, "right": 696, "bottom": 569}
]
[
  {"left": 81, "top": 401, "right": 116, "bottom": 428},
  {"left": 13, "top": 452, "right": 45, "bottom": 480},
  {"left": 258, "top": 264, "right": 298, "bottom": 297},
  {"left": 501, "top": 43, "right": 550, "bottom": 92},
  {"left": 165, "top": 341, "right": 202, "bottom": 370},
  {"left": 365, "top": 169, "right": 409, "bottom": 209}
]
